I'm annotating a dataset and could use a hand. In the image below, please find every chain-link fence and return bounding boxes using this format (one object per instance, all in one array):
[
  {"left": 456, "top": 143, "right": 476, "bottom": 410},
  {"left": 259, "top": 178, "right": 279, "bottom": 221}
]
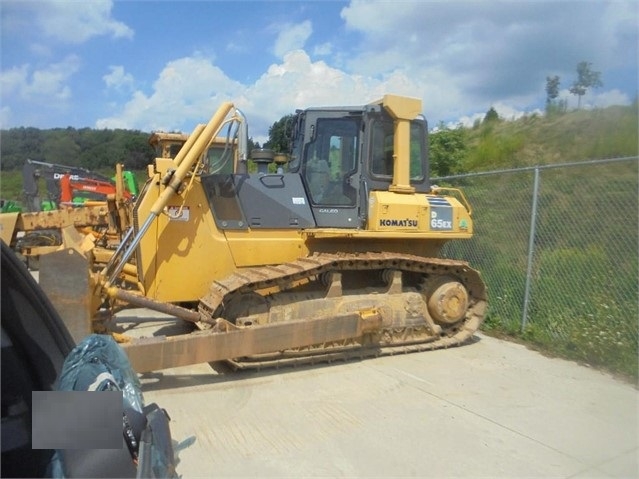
[{"left": 437, "top": 157, "right": 638, "bottom": 379}]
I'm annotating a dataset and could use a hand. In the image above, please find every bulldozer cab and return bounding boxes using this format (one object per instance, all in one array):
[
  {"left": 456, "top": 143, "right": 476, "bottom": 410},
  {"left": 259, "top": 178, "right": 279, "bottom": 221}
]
[{"left": 289, "top": 94, "right": 429, "bottom": 228}]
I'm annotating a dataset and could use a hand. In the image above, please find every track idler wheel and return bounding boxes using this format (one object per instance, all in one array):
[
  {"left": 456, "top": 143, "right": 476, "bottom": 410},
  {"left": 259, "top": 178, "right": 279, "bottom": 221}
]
[{"left": 425, "top": 276, "right": 469, "bottom": 325}]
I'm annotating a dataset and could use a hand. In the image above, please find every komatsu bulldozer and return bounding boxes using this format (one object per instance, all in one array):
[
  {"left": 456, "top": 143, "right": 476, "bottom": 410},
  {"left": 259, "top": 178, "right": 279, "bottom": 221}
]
[{"left": 40, "top": 94, "right": 487, "bottom": 373}]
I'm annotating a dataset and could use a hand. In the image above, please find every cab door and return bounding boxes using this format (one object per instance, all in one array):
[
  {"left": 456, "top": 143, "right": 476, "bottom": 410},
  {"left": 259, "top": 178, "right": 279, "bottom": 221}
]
[{"left": 301, "top": 115, "right": 361, "bottom": 228}]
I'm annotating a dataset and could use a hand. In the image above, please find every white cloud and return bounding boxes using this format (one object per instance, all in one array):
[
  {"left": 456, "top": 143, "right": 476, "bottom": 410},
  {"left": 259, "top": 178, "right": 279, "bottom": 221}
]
[
  {"left": 272, "top": 21, "right": 313, "bottom": 58},
  {"left": 492, "top": 102, "right": 542, "bottom": 122},
  {"left": 103, "top": 66, "right": 134, "bottom": 91},
  {"left": 3, "top": 0, "right": 133, "bottom": 45},
  {"left": 0, "top": 56, "right": 80, "bottom": 102},
  {"left": 96, "top": 50, "right": 426, "bottom": 143},
  {"left": 239, "top": 51, "right": 428, "bottom": 143},
  {"left": 453, "top": 112, "right": 485, "bottom": 129},
  {"left": 588, "top": 89, "right": 632, "bottom": 109},
  {"left": 27, "top": 56, "right": 80, "bottom": 100},
  {"left": 0, "top": 65, "right": 29, "bottom": 97},
  {"left": 42, "top": 0, "right": 133, "bottom": 44},
  {"left": 96, "top": 56, "right": 244, "bottom": 131},
  {"left": 452, "top": 103, "right": 542, "bottom": 130},
  {"left": 561, "top": 88, "right": 632, "bottom": 111}
]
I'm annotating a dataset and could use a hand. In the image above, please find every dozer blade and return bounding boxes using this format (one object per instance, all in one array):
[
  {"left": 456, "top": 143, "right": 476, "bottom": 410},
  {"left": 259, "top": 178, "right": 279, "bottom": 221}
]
[
  {"left": 121, "top": 310, "right": 383, "bottom": 373},
  {"left": 40, "top": 247, "right": 94, "bottom": 344}
]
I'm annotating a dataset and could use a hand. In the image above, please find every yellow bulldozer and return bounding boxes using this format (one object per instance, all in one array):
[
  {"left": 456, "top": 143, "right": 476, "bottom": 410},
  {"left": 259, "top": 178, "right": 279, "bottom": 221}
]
[{"left": 40, "top": 94, "right": 487, "bottom": 373}]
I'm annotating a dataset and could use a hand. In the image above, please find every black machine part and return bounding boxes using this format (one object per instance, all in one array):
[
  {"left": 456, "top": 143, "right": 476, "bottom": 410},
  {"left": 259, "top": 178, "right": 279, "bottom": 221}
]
[
  {"left": 2, "top": 240, "right": 75, "bottom": 476},
  {"left": 1, "top": 241, "right": 177, "bottom": 478}
]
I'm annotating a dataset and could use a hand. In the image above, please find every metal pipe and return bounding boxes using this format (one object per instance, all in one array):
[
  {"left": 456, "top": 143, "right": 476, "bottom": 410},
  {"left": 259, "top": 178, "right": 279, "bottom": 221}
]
[
  {"left": 434, "top": 156, "right": 639, "bottom": 182},
  {"left": 172, "top": 124, "right": 205, "bottom": 168},
  {"left": 236, "top": 108, "right": 249, "bottom": 174},
  {"left": 106, "top": 213, "right": 155, "bottom": 284},
  {"left": 108, "top": 287, "right": 201, "bottom": 323},
  {"left": 522, "top": 167, "right": 540, "bottom": 332},
  {"left": 103, "top": 226, "right": 134, "bottom": 272}
]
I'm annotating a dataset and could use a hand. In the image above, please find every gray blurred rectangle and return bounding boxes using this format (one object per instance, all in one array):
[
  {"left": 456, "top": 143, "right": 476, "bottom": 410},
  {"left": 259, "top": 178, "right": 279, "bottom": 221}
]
[{"left": 32, "top": 391, "right": 122, "bottom": 449}]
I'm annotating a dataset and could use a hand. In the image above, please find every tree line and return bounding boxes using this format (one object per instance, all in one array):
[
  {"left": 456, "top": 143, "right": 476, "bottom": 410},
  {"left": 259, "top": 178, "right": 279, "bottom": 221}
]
[
  {"left": 0, "top": 127, "right": 156, "bottom": 172},
  {"left": 0, "top": 126, "right": 265, "bottom": 173}
]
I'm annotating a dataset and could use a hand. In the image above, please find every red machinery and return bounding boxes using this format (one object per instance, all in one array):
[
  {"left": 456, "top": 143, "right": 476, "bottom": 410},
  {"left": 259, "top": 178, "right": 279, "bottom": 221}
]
[{"left": 59, "top": 174, "right": 133, "bottom": 204}]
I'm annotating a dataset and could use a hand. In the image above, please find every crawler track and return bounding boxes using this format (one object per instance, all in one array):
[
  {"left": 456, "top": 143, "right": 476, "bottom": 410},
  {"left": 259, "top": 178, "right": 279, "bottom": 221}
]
[{"left": 199, "top": 252, "right": 487, "bottom": 369}]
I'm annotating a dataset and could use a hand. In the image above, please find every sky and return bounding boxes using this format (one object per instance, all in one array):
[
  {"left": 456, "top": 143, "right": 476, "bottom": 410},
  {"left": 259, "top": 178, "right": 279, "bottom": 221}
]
[{"left": 1, "top": 0, "right": 637, "bottom": 145}]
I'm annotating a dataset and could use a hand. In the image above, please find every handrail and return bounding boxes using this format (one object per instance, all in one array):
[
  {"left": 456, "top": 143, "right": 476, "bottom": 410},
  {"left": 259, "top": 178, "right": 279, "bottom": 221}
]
[{"left": 430, "top": 186, "right": 473, "bottom": 215}]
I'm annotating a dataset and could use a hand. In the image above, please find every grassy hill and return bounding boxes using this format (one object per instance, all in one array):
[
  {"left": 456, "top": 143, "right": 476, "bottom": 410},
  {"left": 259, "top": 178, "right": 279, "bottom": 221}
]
[{"left": 459, "top": 103, "right": 638, "bottom": 171}]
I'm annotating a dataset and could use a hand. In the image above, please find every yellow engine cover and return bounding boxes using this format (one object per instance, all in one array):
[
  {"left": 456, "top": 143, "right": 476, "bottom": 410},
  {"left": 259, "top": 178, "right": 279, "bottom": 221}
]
[{"left": 367, "top": 191, "right": 473, "bottom": 235}]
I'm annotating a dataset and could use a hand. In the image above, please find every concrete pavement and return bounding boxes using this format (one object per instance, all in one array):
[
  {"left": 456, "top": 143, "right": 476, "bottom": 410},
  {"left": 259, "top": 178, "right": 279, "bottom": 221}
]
[{"left": 128, "top": 318, "right": 638, "bottom": 478}]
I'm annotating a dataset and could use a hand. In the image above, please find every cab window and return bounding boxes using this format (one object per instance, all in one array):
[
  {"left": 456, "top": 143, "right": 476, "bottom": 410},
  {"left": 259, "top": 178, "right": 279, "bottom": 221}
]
[
  {"left": 370, "top": 120, "right": 425, "bottom": 181},
  {"left": 206, "top": 145, "right": 234, "bottom": 174}
]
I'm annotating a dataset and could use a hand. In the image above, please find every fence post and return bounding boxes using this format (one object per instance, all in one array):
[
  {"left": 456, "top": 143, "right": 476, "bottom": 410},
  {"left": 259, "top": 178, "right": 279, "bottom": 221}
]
[{"left": 522, "top": 167, "right": 540, "bottom": 332}]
